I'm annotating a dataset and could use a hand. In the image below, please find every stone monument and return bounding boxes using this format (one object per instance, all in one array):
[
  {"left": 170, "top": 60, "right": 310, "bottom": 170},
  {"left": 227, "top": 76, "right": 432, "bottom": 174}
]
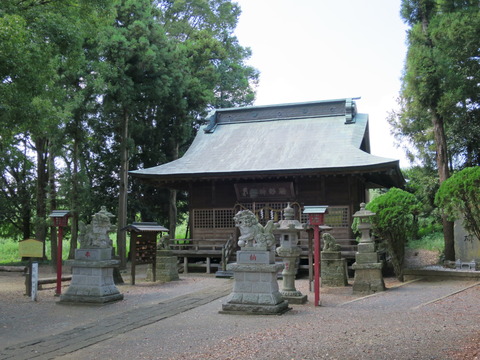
[
  {"left": 274, "top": 204, "right": 308, "bottom": 304},
  {"left": 146, "top": 235, "right": 179, "bottom": 282},
  {"left": 351, "top": 203, "right": 385, "bottom": 294},
  {"left": 221, "top": 210, "right": 289, "bottom": 315},
  {"left": 59, "top": 206, "right": 123, "bottom": 304},
  {"left": 321, "top": 233, "right": 348, "bottom": 287}
]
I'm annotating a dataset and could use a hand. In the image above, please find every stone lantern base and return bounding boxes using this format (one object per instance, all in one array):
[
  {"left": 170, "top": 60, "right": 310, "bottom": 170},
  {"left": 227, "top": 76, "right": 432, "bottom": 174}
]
[{"left": 352, "top": 243, "right": 385, "bottom": 295}]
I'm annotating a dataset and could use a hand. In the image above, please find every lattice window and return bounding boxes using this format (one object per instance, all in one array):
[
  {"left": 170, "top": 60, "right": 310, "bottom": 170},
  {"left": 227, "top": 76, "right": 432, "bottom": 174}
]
[
  {"left": 193, "top": 208, "right": 235, "bottom": 229},
  {"left": 193, "top": 209, "right": 214, "bottom": 229},
  {"left": 325, "top": 206, "right": 349, "bottom": 228},
  {"left": 214, "top": 209, "right": 236, "bottom": 228}
]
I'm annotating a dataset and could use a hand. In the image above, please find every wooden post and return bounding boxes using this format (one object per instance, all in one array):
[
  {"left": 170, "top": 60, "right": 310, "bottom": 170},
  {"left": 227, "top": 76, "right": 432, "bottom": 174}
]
[
  {"left": 313, "top": 225, "right": 321, "bottom": 306},
  {"left": 55, "top": 226, "right": 63, "bottom": 296}
]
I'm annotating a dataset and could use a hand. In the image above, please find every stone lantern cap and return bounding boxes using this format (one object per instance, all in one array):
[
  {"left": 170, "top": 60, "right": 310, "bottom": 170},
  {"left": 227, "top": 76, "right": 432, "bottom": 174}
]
[
  {"left": 352, "top": 202, "right": 376, "bottom": 219},
  {"left": 274, "top": 203, "right": 306, "bottom": 232}
]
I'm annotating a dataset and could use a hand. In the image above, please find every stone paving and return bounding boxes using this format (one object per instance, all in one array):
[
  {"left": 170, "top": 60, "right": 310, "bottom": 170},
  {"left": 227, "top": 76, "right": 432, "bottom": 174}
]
[{"left": 0, "top": 281, "right": 232, "bottom": 360}]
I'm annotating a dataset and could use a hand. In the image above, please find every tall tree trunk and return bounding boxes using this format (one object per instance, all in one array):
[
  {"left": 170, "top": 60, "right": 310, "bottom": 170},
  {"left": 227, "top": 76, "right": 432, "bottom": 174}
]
[
  {"left": 117, "top": 108, "right": 129, "bottom": 268},
  {"left": 419, "top": 7, "right": 455, "bottom": 262},
  {"left": 69, "top": 133, "right": 79, "bottom": 259},
  {"left": 432, "top": 112, "right": 455, "bottom": 261},
  {"left": 35, "top": 137, "right": 49, "bottom": 258},
  {"left": 48, "top": 150, "right": 58, "bottom": 271},
  {"left": 20, "top": 138, "right": 31, "bottom": 239}
]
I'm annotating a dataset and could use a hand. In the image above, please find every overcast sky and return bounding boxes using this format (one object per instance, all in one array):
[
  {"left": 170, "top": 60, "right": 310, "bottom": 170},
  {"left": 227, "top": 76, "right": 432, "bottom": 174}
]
[{"left": 233, "top": 0, "right": 410, "bottom": 168}]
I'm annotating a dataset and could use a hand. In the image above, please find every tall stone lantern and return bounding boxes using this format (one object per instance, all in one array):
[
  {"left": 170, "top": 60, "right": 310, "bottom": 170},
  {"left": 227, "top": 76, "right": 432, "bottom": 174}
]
[
  {"left": 274, "top": 204, "right": 308, "bottom": 304},
  {"left": 351, "top": 203, "right": 385, "bottom": 294}
]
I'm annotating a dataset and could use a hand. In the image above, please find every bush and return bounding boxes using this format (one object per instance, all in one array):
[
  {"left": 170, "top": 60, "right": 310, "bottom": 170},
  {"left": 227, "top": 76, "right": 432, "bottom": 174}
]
[
  {"left": 435, "top": 167, "right": 480, "bottom": 241},
  {"left": 366, "top": 188, "right": 420, "bottom": 281}
]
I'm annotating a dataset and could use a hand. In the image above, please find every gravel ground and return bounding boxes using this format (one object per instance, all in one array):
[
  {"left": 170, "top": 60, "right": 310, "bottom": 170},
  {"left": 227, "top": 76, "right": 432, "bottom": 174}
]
[{"left": 1, "top": 250, "right": 479, "bottom": 360}]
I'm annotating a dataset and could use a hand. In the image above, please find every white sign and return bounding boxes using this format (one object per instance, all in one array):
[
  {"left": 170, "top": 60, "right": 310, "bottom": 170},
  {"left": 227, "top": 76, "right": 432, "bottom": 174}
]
[{"left": 31, "top": 262, "right": 38, "bottom": 301}]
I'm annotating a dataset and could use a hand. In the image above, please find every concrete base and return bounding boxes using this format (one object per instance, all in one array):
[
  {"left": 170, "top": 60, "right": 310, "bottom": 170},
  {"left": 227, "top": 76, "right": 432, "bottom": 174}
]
[
  {"left": 321, "top": 251, "right": 348, "bottom": 287},
  {"left": 281, "top": 291, "right": 308, "bottom": 304},
  {"left": 221, "top": 258, "right": 289, "bottom": 315},
  {"left": 220, "top": 301, "right": 290, "bottom": 315},
  {"left": 59, "top": 249, "right": 123, "bottom": 305}
]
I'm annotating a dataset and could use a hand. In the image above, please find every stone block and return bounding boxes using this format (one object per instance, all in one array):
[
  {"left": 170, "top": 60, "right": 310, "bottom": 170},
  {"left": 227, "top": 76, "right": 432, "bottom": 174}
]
[
  {"left": 245, "top": 272, "right": 260, "bottom": 282},
  {"left": 252, "top": 281, "right": 274, "bottom": 294},
  {"left": 75, "top": 248, "right": 112, "bottom": 261},
  {"left": 242, "top": 293, "right": 259, "bottom": 304},
  {"left": 237, "top": 250, "right": 272, "bottom": 264},
  {"left": 321, "top": 258, "right": 348, "bottom": 287},
  {"left": 357, "top": 242, "right": 375, "bottom": 253},
  {"left": 321, "top": 251, "right": 341, "bottom": 260},
  {"left": 355, "top": 252, "right": 379, "bottom": 264},
  {"left": 233, "top": 281, "right": 252, "bottom": 293}
]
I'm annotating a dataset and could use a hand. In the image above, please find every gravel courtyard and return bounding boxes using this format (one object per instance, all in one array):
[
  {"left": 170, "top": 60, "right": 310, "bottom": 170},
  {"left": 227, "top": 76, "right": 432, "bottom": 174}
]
[{"left": 1, "top": 250, "right": 479, "bottom": 360}]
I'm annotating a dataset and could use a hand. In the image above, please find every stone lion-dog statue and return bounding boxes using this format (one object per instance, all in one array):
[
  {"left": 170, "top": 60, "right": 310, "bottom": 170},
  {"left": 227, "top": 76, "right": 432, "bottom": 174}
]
[
  {"left": 233, "top": 210, "right": 275, "bottom": 249},
  {"left": 322, "top": 232, "right": 342, "bottom": 252}
]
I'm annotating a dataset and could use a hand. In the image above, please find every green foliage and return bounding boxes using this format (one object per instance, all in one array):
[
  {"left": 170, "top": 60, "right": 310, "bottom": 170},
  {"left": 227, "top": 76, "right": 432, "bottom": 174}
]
[
  {"left": 435, "top": 167, "right": 480, "bottom": 240},
  {"left": 391, "top": 1, "right": 480, "bottom": 168},
  {"left": 0, "top": 0, "right": 258, "bottom": 245},
  {"left": 367, "top": 188, "right": 421, "bottom": 280},
  {"left": 407, "top": 231, "right": 444, "bottom": 253}
]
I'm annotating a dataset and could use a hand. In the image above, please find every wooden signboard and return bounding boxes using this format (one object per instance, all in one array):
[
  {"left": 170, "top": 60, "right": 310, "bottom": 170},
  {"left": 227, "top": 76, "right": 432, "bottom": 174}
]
[
  {"left": 130, "top": 233, "right": 157, "bottom": 285},
  {"left": 234, "top": 182, "right": 295, "bottom": 201},
  {"left": 19, "top": 239, "right": 43, "bottom": 258}
]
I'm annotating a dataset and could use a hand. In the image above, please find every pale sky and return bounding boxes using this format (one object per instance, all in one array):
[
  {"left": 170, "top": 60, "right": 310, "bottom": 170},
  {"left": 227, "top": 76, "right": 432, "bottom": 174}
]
[{"left": 234, "top": 0, "right": 410, "bottom": 168}]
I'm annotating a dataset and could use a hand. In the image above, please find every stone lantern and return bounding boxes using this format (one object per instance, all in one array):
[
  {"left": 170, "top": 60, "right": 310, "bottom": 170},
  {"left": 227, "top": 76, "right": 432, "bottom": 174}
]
[
  {"left": 274, "top": 204, "right": 308, "bottom": 304},
  {"left": 351, "top": 203, "right": 385, "bottom": 294}
]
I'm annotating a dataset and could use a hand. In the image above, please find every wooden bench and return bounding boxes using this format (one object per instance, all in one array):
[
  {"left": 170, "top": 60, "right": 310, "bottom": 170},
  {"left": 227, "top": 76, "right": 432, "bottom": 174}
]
[
  {"left": 170, "top": 239, "right": 230, "bottom": 274},
  {"left": 37, "top": 275, "right": 72, "bottom": 289}
]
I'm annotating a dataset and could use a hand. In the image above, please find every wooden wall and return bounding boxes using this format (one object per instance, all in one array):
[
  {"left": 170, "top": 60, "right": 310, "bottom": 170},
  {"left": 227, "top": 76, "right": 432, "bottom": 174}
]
[{"left": 188, "top": 175, "right": 367, "bottom": 240}]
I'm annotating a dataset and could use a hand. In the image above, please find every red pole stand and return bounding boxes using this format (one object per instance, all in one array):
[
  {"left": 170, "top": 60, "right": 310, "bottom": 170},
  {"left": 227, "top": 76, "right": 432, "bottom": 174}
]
[
  {"left": 313, "top": 225, "right": 321, "bottom": 306},
  {"left": 55, "top": 226, "right": 63, "bottom": 296}
]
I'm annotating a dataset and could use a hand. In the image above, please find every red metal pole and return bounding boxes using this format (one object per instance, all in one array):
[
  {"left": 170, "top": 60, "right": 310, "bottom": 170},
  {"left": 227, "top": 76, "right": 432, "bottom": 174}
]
[
  {"left": 56, "top": 226, "right": 63, "bottom": 296},
  {"left": 313, "top": 224, "right": 320, "bottom": 306}
]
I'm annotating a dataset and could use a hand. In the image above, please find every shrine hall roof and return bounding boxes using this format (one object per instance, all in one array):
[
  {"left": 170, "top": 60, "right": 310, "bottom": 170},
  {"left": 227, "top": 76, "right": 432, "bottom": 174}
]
[{"left": 130, "top": 98, "right": 404, "bottom": 188}]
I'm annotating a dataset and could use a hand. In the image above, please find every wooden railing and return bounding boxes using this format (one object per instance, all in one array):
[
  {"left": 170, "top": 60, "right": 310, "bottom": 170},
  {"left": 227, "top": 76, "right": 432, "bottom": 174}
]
[{"left": 170, "top": 238, "right": 233, "bottom": 274}]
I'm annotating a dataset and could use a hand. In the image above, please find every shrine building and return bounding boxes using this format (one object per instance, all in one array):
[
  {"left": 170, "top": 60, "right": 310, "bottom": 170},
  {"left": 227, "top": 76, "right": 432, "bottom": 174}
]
[{"left": 130, "top": 98, "right": 404, "bottom": 267}]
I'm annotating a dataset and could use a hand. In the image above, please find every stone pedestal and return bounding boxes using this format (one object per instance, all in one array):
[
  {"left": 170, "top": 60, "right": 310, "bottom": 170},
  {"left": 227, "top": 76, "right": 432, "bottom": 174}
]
[
  {"left": 221, "top": 249, "right": 289, "bottom": 315},
  {"left": 59, "top": 248, "right": 123, "bottom": 304},
  {"left": 146, "top": 249, "right": 179, "bottom": 282},
  {"left": 352, "top": 242, "right": 385, "bottom": 294},
  {"left": 321, "top": 251, "right": 348, "bottom": 287}
]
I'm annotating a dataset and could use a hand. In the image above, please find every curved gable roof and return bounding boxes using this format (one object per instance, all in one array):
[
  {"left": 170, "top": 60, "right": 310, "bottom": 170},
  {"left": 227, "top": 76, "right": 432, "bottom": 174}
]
[{"left": 130, "top": 99, "right": 404, "bottom": 188}]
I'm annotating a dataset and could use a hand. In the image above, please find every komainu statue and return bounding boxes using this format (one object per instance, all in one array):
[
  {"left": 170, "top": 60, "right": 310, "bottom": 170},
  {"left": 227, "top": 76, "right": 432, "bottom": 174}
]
[
  {"left": 322, "top": 232, "right": 342, "bottom": 252},
  {"left": 78, "top": 206, "right": 116, "bottom": 249},
  {"left": 233, "top": 210, "right": 275, "bottom": 248}
]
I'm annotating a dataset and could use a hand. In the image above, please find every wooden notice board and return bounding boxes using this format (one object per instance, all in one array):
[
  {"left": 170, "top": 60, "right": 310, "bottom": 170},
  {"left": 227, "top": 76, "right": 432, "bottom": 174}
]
[
  {"left": 130, "top": 232, "right": 157, "bottom": 285},
  {"left": 19, "top": 239, "right": 43, "bottom": 258}
]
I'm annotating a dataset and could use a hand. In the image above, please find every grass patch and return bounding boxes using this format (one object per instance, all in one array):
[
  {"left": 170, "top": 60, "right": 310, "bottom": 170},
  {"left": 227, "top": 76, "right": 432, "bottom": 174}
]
[
  {"left": 0, "top": 237, "right": 72, "bottom": 265},
  {"left": 0, "top": 238, "right": 21, "bottom": 264},
  {"left": 408, "top": 232, "right": 445, "bottom": 253}
]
